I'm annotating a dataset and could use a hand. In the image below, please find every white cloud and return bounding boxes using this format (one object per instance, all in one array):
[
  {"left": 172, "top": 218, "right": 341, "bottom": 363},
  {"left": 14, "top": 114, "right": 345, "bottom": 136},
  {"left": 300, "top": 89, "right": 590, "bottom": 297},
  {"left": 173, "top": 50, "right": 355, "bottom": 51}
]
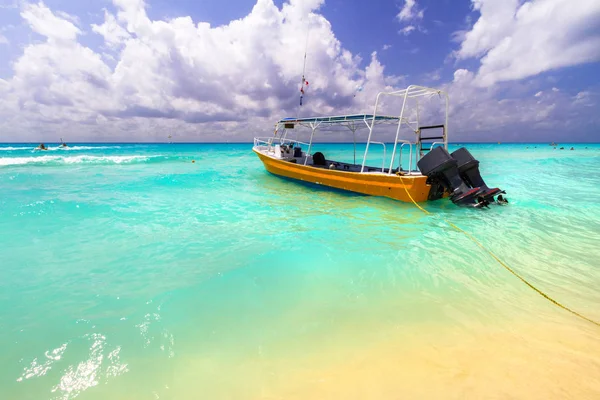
[
  {"left": 0, "top": 34, "right": 8, "bottom": 45},
  {"left": 397, "top": 0, "right": 423, "bottom": 22},
  {"left": 396, "top": 0, "right": 424, "bottom": 36},
  {"left": 456, "top": 0, "right": 519, "bottom": 59},
  {"left": 382, "top": 44, "right": 392, "bottom": 51},
  {"left": 91, "top": 10, "right": 131, "bottom": 48},
  {"left": 573, "top": 91, "right": 595, "bottom": 107},
  {"left": 0, "top": 0, "right": 395, "bottom": 141},
  {"left": 56, "top": 10, "right": 81, "bottom": 26},
  {"left": 399, "top": 25, "right": 415, "bottom": 36},
  {"left": 21, "top": 2, "right": 81, "bottom": 43},
  {"left": 438, "top": 67, "right": 598, "bottom": 139},
  {"left": 456, "top": 0, "right": 600, "bottom": 87},
  {"left": 422, "top": 68, "right": 442, "bottom": 82},
  {"left": 0, "top": 0, "right": 597, "bottom": 142},
  {"left": 0, "top": 1, "right": 18, "bottom": 9}
]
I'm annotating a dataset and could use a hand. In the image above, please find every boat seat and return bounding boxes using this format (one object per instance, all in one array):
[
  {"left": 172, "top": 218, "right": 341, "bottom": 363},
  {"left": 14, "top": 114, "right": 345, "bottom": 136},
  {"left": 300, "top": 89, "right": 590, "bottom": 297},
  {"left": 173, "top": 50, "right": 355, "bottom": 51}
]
[{"left": 313, "top": 152, "right": 327, "bottom": 166}]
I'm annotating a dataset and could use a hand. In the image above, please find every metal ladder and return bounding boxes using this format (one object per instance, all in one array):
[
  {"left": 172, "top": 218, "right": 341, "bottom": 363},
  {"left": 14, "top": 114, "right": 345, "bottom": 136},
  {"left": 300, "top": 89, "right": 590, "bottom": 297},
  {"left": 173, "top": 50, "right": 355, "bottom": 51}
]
[{"left": 417, "top": 124, "right": 446, "bottom": 158}]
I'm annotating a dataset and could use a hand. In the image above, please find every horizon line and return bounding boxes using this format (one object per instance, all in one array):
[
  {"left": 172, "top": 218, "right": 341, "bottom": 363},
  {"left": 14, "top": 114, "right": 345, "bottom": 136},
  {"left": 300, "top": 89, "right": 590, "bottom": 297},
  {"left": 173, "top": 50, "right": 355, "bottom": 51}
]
[{"left": 1, "top": 141, "right": 599, "bottom": 145}]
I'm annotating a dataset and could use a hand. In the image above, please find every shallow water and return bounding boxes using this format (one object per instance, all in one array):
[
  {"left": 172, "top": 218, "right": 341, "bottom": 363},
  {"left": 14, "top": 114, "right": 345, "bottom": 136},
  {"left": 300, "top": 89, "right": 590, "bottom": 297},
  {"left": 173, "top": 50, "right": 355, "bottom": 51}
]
[{"left": 1, "top": 142, "right": 599, "bottom": 399}]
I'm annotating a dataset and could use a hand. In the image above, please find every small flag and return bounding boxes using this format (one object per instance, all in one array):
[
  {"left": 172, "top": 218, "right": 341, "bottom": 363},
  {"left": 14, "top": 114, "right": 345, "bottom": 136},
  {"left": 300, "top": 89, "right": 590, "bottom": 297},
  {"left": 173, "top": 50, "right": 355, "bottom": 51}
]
[{"left": 300, "top": 76, "right": 308, "bottom": 106}]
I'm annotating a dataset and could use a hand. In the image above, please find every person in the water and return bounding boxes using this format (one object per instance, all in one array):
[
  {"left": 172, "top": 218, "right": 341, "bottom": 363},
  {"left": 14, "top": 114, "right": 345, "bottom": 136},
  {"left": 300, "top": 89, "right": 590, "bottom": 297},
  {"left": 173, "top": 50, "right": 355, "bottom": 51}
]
[{"left": 37, "top": 143, "right": 47, "bottom": 150}]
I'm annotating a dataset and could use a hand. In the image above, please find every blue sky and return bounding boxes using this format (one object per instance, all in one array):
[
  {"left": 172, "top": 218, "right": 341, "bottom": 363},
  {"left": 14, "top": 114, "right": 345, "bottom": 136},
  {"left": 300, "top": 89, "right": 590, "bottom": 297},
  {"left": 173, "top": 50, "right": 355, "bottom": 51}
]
[{"left": 0, "top": 0, "right": 599, "bottom": 142}]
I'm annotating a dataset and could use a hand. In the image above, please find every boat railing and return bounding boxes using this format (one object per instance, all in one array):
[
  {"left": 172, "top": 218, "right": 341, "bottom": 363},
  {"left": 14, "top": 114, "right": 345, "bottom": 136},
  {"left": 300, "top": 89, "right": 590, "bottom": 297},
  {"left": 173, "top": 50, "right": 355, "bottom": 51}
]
[
  {"left": 290, "top": 140, "right": 311, "bottom": 147},
  {"left": 397, "top": 140, "right": 415, "bottom": 174},
  {"left": 253, "top": 137, "right": 274, "bottom": 148},
  {"left": 419, "top": 141, "right": 444, "bottom": 157},
  {"left": 362, "top": 85, "right": 448, "bottom": 173},
  {"left": 368, "top": 141, "right": 387, "bottom": 172},
  {"left": 429, "top": 141, "right": 444, "bottom": 151},
  {"left": 253, "top": 137, "right": 310, "bottom": 150}
]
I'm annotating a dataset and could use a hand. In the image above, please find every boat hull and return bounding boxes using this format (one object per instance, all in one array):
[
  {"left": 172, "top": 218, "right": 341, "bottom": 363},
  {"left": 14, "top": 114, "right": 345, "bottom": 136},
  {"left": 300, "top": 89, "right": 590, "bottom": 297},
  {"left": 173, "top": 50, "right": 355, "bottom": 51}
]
[{"left": 253, "top": 149, "right": 433, "bottom": 203}]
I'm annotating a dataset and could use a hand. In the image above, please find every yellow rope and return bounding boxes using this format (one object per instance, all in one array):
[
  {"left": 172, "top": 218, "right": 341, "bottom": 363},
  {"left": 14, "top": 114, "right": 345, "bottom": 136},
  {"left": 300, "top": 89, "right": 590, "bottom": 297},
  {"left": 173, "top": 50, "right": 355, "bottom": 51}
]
[{"left": 399, "top": 177, "right": 600, "bottom": 328}]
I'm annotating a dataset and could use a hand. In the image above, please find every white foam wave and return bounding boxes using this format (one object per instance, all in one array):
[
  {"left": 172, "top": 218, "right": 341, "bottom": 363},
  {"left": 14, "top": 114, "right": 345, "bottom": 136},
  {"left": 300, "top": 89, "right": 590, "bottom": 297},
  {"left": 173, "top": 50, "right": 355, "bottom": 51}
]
[
  {"left": 0, "top": 145, "right": 122, "bottom": 152},
  {"left": 0, "top": 146, "right": 32, "bottom": 151},
  {"left": 48, "top": 146, "right": 122, "bottom": 151},
  {"left": 0, "top": 155, "right": 153, "bottom": 166}
]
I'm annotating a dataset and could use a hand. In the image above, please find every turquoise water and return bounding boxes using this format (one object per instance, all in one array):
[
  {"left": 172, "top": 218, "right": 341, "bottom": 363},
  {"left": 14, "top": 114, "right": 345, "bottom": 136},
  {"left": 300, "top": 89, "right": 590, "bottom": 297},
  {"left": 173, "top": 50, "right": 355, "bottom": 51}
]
[{"left": 1, "top": 143, "right": 600, "bottom": 399}]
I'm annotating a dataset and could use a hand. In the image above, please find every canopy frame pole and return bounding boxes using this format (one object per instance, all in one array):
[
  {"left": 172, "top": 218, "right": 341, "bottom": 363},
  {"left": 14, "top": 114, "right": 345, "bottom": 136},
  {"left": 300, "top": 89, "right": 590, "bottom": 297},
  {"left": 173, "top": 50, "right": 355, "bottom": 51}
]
[
  {"left": 282, "top": 128, "right": 288, "bottom": 144},
  {"left": 387, "top": 88, "right": 411, "bottom": 174},
  {"left": 304, "top": 121, "right": 321, "bottom": 165},
  {"left": 444, "top": 92, "right": 449, "bottom": 151},
  {"left": 414, "top": 98, "right": 420, "bottom": 171},
  {"left": 353, "top": 128, "right": 356, "bottom": 165},
  {"left": 360, "top": 95, "right": 382, "bottom": 173},
  {"left": 345, "top": 121, "right": 358, "bottom": 165}
]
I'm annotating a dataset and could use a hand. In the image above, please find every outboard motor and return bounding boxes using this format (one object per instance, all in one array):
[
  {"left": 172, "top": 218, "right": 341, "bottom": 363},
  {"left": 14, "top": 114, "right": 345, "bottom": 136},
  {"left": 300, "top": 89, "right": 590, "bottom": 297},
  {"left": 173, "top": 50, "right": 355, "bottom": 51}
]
[
  {"left": 417, "top": 146, "right": 488, "bottom": 208},
  {"left": 451, "top": 147, "right": 506, "bottom": 203}
]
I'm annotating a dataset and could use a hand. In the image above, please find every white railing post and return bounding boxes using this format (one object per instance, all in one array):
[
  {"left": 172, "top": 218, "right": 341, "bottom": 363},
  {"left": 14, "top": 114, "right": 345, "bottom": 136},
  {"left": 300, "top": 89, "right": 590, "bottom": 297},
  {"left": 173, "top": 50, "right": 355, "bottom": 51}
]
[
  {"left": 387, "top": 87, "right": 412, "bottom": 173},
  {"left": 398, "top": 141, "right": 413, "bottom": 173},
  {"left": 303, "top": 122, "right": 321, "bottom": 165},
  {"left": 444, "top": 92, "right": 449, "bottom": 150},
  {"left": 367, "top": 141, "right": 386, "bottom": 172},
  {"left": 361, "top": 93, "right": 383, "bottom": 173}
]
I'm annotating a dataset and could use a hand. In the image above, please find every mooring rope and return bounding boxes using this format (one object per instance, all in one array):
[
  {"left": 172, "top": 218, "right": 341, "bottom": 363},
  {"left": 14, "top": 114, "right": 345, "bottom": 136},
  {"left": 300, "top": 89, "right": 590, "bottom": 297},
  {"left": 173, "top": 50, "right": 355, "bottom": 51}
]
[{"left": 398, "top": 177, "right": 600, "bottom": 328}]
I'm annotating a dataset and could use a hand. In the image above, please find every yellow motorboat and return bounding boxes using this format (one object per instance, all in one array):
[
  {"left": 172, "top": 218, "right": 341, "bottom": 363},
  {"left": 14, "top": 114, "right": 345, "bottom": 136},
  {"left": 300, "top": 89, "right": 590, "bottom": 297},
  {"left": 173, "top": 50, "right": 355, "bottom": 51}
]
[{"left": 253, "top": 85, "right": 506, "bottom": 208}]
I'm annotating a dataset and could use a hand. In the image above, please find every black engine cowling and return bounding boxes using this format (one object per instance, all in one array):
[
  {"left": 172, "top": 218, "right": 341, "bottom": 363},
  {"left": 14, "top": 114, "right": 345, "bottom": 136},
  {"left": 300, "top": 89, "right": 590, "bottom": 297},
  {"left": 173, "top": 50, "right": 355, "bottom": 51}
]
[
  {"left": 451, "top": 147, "right": 506, "bottom": 203},
  {"left": 417, "top": 146, "right": 487, "bottom": 207}
]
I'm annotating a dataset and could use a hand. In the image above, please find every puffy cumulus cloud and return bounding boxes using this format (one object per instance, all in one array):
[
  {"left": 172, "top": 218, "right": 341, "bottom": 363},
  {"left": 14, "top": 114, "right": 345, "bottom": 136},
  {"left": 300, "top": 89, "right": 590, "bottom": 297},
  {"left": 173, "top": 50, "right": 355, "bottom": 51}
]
[
  {"left": 0, "top": 0, "right": 598, "bottom": 143},
  {"left": 455, "top": 0, "right": 519, "bottom": 59},
  {"left": 0, "top": 3, "right": 114, "bottom": 141},
  {"left": 0, "top": 0, "right": 399, "bottom": 141},
  {"left": 91, "top": 10, "right": 131, "bottom": 49},
  {"left": 10, "top": 4, "right": 113, "bottom": 116},
  {"left": 21, "top": 2, "right": 81, "bottom": 43},
  {"left": 456, "top": 0, "right": 600, "bottom": 86},
  {"left": 434, "top": 68, "right": 600, "bottom": 141}
]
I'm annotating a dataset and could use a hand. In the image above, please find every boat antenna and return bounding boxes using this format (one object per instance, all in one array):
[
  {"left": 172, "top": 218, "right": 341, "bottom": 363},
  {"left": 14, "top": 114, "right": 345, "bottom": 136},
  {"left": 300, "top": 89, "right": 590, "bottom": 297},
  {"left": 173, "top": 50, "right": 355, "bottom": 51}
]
[{"left": 296, "top": 12, "right": 310, "bottom": 120}]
